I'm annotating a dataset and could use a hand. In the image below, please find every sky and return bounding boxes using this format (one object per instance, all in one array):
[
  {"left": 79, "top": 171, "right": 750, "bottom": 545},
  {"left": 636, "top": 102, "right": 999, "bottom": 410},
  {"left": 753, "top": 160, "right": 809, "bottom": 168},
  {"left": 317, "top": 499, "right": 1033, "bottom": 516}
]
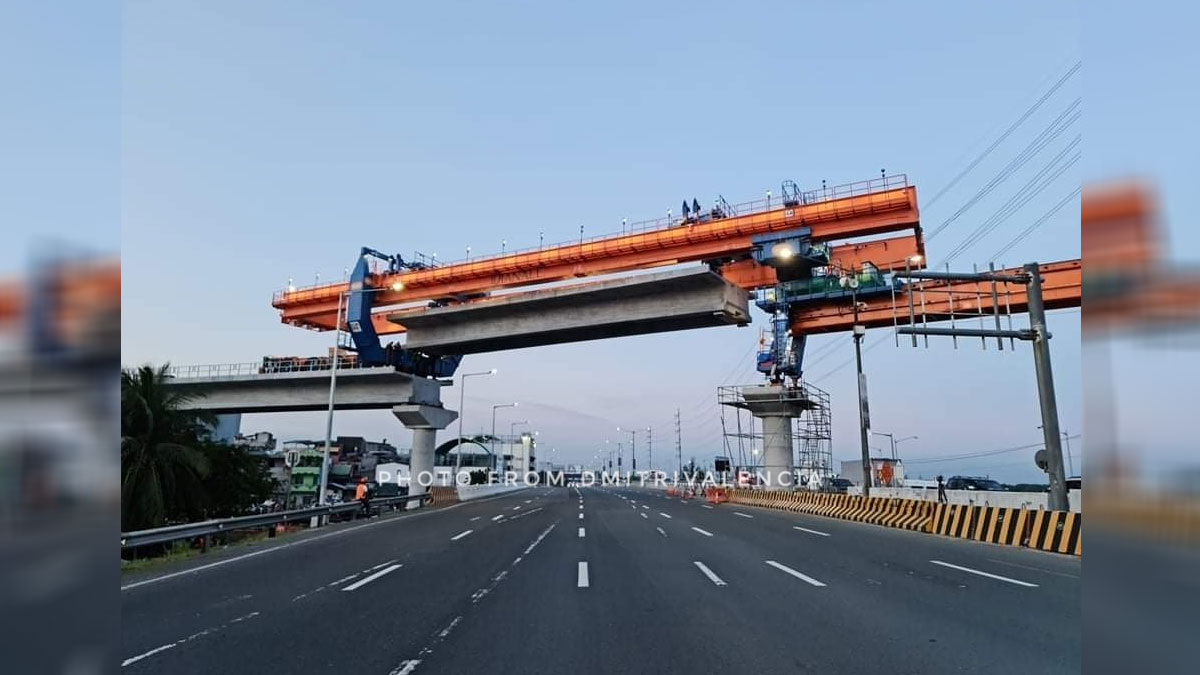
[{"left": 114, "top": 1, "right": 1084, "bottom": 483}]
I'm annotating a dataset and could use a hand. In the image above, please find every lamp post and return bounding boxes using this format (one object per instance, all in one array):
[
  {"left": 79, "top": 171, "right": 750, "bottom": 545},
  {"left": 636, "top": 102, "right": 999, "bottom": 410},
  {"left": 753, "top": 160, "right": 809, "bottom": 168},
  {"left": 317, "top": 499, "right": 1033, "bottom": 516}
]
[
  {"left": 840, "top": 272, "right": 872, "bottom": 497},
  {"left": 491, "top": 402, "right": 518, "bottom": 474},
  {"left": 871, "top": 432, "right": 918, "bottom": 460},
  {"left": 454, "top": 369, "right": 496, "bottom": 474},
  {"left": 509, "top": 421, "right": 529, "bottom": 476},
  {"left": 318, "top": 283, "right": 401, "bottom": 511},
  {"left": 617, "top": 427, "right": 636, "bottom": 472}
]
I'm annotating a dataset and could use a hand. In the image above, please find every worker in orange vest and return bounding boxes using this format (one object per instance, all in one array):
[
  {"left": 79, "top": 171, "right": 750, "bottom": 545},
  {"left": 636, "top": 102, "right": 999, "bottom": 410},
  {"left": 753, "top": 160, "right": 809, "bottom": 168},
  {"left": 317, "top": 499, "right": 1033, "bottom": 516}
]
[{"left": 355, "top": 477, "right": 371, "bottom": 517}]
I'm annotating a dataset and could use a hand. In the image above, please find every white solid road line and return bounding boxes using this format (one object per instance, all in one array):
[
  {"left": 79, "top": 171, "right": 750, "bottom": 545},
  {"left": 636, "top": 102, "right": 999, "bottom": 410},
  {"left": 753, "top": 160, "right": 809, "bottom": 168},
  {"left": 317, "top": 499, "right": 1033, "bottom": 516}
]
[
  {"left": 733, "top": 512, "right": 754, "bottom": 519},
  {"left": 694, "top": 561, "right": 727, "bottom": 587},
  {"left": 659, "top": 512, "right": 672, "bottom": 519},
  {"left": 793, "top": 526, "right": 830, "bottom": 537},
  {"left": 578, "top": 527, "right": 585, "bottom": 538},
  {"left": 492, "top": 514, "right": 505, "bottom": 521},
  {"left": 691, "top": 527, "right": 714, "bottom": 537},
  {"left": 930, "top": 560, "right": 1039, "bottom": 587},
  {"left": 577, "top": 562, "right": 590, "bottom": 588},
  {"left": 342, "top": 564, "right": 403, "bottom": 591},
  {"left": 764, "top": 560, "right": 826, "bottom": 587},
  {"left": 451, "top": 529, "right": 473, "bottom": 541}
]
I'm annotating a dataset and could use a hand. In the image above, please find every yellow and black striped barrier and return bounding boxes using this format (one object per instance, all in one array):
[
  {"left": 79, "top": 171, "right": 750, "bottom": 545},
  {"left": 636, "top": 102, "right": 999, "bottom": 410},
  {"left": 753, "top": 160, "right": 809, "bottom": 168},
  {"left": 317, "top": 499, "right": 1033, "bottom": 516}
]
[{"left": 726, "top": 489, "right": 1080, "bottom": 555}]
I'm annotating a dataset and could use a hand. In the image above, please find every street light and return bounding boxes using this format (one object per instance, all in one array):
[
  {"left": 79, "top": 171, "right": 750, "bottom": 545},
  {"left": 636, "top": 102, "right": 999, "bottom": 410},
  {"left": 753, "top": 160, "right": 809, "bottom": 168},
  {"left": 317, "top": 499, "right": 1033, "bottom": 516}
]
[
  {"left": 491, "top": 402, "right": 518, "bottom": 473},
  {"left": 319, "top": 285, "right": 395, "bottom": 512},
  {"left": 871, "top": 432, "right": 918, "bottom": 460},
  {"left": 454, "top": 369, "right": 497, "bottom": 474},
  {"left": 509, "top": 420, "right": 529, "bottom": 474},
  {"left": 617, "top": 427, "right": 636, "bottom": 472}
]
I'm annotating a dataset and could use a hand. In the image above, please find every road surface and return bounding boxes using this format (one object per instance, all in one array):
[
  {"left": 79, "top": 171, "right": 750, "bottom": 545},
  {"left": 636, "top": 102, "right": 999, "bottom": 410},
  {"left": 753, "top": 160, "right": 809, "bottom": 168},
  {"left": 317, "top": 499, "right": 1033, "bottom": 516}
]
[{"left": 120, "top": 486, "right": 1080, "bottom": 674}]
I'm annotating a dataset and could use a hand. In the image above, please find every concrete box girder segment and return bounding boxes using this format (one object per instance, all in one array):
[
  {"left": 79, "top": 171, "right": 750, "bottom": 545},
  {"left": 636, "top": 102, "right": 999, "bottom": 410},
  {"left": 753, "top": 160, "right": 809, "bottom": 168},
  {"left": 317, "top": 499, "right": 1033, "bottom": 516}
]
[
  {"left": 390, "top": 267, "right": 751, "bottom": 355},
  {"left": 169, "top": 367, "right": 444, "bottom": 414}
]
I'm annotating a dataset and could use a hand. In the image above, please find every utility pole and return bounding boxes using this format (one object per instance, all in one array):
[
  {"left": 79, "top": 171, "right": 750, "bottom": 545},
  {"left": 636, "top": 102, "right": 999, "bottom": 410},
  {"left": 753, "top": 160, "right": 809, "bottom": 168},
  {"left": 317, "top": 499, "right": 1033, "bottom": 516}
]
[
  {"left": 674, "top": 408, "right": 682, "bottom": 478},
  {"left": 842, "top": 275, "right": 872, "bottom": 498},
  {"left": 646, "top": 426, "right": 653, "bottom": 474},
  {"left": 1026, "top": 262, "right": 1068, "bottom": 511}
]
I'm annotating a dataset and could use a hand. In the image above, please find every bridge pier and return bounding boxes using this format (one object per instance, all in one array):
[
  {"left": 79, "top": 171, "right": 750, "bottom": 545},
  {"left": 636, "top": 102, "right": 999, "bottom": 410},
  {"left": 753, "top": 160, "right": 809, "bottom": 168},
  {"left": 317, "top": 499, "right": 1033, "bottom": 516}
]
[
  {"left": 392, "top": 403, "right": 458, "bottom": 508},
  {"left": 721, "top": 384, "right": 817, "bottom": 490}
]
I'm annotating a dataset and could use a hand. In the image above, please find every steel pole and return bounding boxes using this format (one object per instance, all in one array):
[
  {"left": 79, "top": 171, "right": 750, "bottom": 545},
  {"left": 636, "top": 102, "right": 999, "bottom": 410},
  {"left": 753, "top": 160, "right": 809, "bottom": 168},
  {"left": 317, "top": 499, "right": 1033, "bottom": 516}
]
[
  {"left": 1026, "top": 262, "right": 1068, "bottom": 511},
  {"left": 319, "top": 292, "right": 345, "bottom": 510},
  {"left": 852, "top": 287, "right": 872, "bottom": 498},
  {"left": 491, "top": 407, "right": 499, "bottom": 475},
  {"left": 455, "top": 375, "right": 466, "bottom": 474}
]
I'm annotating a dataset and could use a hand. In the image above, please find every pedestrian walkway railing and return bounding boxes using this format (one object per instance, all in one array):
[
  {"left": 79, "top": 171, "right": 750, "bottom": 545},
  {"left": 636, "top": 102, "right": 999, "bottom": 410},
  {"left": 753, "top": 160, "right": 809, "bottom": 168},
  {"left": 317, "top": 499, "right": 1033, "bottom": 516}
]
[{"left": 120, "top": 493, "right": 431, "bottom": 550}]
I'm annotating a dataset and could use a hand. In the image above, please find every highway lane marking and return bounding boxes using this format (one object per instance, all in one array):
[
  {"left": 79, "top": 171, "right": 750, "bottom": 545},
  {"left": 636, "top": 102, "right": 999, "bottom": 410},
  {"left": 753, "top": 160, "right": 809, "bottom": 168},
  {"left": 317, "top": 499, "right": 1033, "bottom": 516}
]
[
  {"left": 640, "top": 513, "right": 648, "bottom": 519},
  {"left": 329, "top": 573, "right": 359, "bottom": 587},
  {"left": 388, "top": 660, "right": 421, "bottom": 675},
  {"left": 120, "top": 487, "right": 532, "bottom": 591},
  {"left": 986, "top": 558, "right": 1080, "bottom": 580},
  {"left": 513, "top": 505, "right": 522, "bottom": 510},
  {"left": 492, "top": 514, "right": 505, "bottom": 521},
  {"left": 579, "top": 504, "right": 583, "bottom": 509},
  {"left": 525, "top": 500, "right": 532, "bottom": 504},
  {"left": 451, "top": 529, "right": 474, "bottom": 541},
  {"left": 930, "top": 560, "right": 1039, "bottom": 587},
  {"left": 765, "top": 560, "right": 827, "bottom": 587},
  {"left": 691, "top": 527, "right": 714, "bottom": 537},
  {"left": 701, "top": 505, "right": 714, "bottom": 509},
  {"left": 578, "top": 527, "right": 586, "bottom": 538},
  {"left": 342, "top": 564, "right": 403, "bottom": 591},
  {"left": 469, "top": 516, "right": 482, "bottom": 522},
  {"left": 641, "top": 505, "right": 649, "bottom": 510},
  {"left": 120, "top": 611, "right": 261, "bottom": 668},
  {"left": 793, "top": 526, "right": 830, "bottom": 537},
  {"left": 578, "top": 512, "right": 584, "bottom": 520},
  {"left": 577, "top": 562, "right": 590, "bottom": 588},
  {"left": 659, "top": 512, "right": 672, "bottom": 519},
  {"left": 733, "top": 512, "right": 754, "bottom": 519},
  {"left": 522, "top": 522, "right": 558, "bottom": 556},
  {"left": 656, "top": 527, "right": 667, "bottom": 537},
  {"left": 694, "top": 561, "right": 727, "bottom": 587}
]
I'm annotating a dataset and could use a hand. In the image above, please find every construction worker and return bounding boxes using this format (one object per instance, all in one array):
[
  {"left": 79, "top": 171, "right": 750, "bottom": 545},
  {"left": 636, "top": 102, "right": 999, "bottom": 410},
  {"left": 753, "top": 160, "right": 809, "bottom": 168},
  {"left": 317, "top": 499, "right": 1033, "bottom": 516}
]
[{"left": 356, "top": 476, "right": 371, "bottom": 517}]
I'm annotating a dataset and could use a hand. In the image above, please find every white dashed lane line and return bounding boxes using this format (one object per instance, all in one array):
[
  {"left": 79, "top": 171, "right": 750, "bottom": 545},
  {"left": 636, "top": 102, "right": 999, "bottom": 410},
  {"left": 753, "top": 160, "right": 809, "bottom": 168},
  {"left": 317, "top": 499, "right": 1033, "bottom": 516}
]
[
  {"left": 577, "top": 562, "right": 590, "bottom": 588},
  {"left": 733, "top": 512, "right": 754, "bottom": 519},
  {"left": 793, "top": 526, "right": 830, "bottom": 537},
  {"left": 930, "top": 560, "right": 1038, "bottom": 588},
  {"left": 492, "top": 514, "right": 505, "bottom": 521},
  {"left": 450, "top": 529, "right": 474, "bottom": 541},
  {"left": 764, "top": 560, "right": 826, "bottom": 587},
  {"left": 342, "top": 564, "right": 403, "bottom": 592},
  {"left": 659, "top": 512, "right": 672, "bottom": 519},
  {"left": 578, "top": 527, "right": 585, "bottom": 538},
  {"left": 694, "top": 561, "right": 727, "bottom": 587},
  {"left": 691, "top": 527, "right": 713, "bottom": 537}
]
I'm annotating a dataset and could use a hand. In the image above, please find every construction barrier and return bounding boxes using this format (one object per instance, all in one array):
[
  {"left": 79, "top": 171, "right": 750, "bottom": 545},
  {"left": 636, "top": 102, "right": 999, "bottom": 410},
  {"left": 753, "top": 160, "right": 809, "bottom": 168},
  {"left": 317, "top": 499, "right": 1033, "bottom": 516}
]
[
  {"left": 428, "top": 486, "right": 459, "bottom": 506},
  {"left": 726, "top": 489, "right": 1079, "bottom": 556}
]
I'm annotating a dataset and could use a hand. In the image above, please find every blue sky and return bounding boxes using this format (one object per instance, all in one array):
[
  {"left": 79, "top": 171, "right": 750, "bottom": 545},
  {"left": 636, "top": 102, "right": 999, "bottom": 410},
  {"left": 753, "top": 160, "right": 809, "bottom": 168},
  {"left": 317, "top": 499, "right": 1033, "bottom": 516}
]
[{"left": 116, "top": 1, "right": 1082, "bottom": 482}]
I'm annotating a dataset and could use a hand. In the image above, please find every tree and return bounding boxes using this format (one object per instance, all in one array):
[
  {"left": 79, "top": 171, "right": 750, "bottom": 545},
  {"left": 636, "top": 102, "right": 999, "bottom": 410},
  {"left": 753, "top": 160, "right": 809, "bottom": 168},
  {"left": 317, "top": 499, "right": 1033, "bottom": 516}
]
[
  {"left": 197, "top": 442, "right": 275, "bottom": 518},
  {"left": 120, "top": 364, "right": 213, "bottom": 531}
]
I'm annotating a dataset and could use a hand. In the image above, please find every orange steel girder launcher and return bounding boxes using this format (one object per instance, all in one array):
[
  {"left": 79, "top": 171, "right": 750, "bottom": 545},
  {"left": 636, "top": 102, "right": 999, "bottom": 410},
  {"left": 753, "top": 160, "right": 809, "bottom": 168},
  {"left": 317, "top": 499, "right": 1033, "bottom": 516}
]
[{"left": 274, "top": 176, "right": 925, "bottom": 335}]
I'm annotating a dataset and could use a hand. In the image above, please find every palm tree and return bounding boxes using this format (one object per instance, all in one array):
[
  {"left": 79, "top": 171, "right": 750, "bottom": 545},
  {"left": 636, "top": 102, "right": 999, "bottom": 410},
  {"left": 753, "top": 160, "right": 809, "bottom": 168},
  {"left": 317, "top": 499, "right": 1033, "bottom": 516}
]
[{"left": 121, "top": 364, "right": 213, "bottom": 531}]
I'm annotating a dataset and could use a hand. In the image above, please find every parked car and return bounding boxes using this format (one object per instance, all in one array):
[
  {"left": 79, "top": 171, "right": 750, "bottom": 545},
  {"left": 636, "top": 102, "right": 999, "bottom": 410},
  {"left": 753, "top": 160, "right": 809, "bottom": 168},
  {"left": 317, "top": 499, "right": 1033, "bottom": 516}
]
[
  {"left": 945, "top": 476, "right": 1006, "bottom": 491},
  {"left": 827, "top": 477, "right": 852, "bottom": 494}
]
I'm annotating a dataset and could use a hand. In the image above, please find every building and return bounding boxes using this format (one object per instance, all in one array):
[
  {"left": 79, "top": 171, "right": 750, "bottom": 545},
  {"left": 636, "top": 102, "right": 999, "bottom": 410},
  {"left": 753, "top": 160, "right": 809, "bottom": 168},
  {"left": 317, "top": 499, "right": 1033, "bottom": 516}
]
[
  {"left": 839, "top": 457, "right": 906, "bottom": 487},
  {"left": 282, "top": 440, "right": 335, "bottom": 507}
]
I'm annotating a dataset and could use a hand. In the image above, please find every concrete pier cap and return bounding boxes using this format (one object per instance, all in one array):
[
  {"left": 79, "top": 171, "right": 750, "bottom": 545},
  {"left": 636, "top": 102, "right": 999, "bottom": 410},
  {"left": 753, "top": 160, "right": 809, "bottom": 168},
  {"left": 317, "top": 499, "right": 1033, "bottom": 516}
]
[{"left": 392, "top": 403, "right": 458, "bottom": 506}]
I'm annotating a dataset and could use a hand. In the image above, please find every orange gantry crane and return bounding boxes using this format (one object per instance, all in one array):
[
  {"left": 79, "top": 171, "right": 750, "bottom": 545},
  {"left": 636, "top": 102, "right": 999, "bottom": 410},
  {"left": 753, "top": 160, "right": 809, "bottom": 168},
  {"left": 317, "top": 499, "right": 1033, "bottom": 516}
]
[{"left": 271, "top": 174, "right": 1083, "bottom": 377}]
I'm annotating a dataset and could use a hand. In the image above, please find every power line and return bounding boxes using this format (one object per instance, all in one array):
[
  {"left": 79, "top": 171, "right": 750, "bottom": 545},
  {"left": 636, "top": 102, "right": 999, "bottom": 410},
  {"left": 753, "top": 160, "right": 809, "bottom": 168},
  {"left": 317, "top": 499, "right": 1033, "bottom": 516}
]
[
  {"left": 989, "top": 186, "right": 1081, "bottom": 261},
  {"left": 927, "top": 98, "right": 1080, "bottom": 241},
  {"left": 904, "top": 435, "right": 1081, "bottom": 465},
  {"left": 922, "top": 61, "right": 1081, "bottom": 211},
  {"left": 941, "top": 136, "right": 1081, "bottom": 265}
]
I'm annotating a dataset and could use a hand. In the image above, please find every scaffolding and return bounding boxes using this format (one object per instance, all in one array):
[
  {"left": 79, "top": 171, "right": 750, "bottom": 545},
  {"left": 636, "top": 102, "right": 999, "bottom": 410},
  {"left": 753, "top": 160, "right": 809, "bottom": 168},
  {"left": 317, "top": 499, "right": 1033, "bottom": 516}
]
[{"left": 717, "top": 381, "right": 833, "bottom": 488}]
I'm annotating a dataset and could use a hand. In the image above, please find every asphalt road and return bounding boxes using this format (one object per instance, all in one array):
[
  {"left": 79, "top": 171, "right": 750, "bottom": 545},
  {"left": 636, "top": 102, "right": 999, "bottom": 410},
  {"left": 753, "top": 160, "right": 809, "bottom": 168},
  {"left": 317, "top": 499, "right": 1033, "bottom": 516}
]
[{"left": 120, "top": 486, "right": 1080, "bottom": 674}]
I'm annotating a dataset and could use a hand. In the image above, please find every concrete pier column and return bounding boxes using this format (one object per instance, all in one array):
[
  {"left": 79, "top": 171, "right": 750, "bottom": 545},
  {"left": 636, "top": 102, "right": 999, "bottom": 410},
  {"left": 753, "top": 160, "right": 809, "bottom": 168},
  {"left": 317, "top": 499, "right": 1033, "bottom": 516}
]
[
  {"left": 760, "top": 414, "right": 794, "bottom": 490},
  {"left": 392, "top": 403, "right": 458, "bottom": 508}
]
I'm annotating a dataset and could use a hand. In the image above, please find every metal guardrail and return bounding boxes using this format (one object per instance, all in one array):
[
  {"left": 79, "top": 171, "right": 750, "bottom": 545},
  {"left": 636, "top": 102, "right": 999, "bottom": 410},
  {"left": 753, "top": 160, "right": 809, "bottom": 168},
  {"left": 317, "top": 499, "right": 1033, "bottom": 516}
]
[{"left": 120, "top": 493, "right": 431, "bottom": 549}]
